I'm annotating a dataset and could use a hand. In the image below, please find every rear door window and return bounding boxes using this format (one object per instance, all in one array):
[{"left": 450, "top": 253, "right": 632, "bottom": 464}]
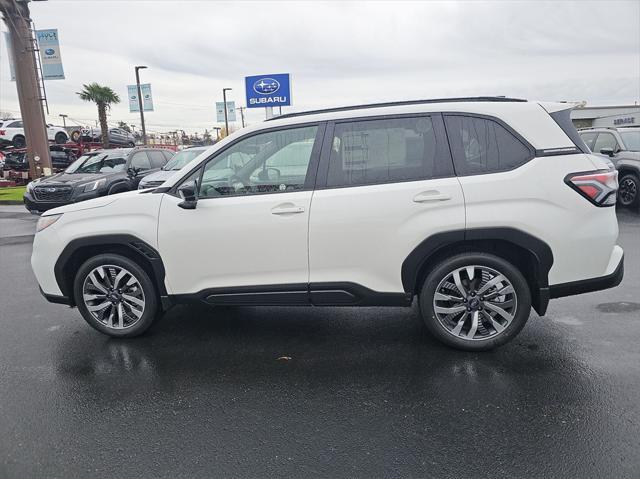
[
  {"left": 129, "top": 152, "right": 152, "bottom": 171},
  {"left": 326, "top": 115, "right": 453, "bottom": 187},
  {"left": 444, "top": 115, "right": 533, "bottom": 175}
]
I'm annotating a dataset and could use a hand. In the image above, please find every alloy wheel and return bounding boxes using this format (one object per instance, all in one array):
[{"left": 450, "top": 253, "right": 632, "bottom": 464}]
[
  {"left": 432, "top": 265, "right": 517, "bottom": 341},
  {"left": 82, "top": 265, "right": 146, "bottom": 330},
  {"left": 618, "top": 177, "right": 637, "bottom": 206}
]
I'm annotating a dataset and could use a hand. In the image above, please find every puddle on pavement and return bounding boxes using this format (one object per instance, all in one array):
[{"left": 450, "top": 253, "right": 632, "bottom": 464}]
[{"left": 596, "top": 302, "right": 640, "bottom": 314}]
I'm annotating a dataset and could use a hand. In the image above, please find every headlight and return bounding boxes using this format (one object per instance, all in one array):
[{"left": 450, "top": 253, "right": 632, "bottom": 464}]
[
  {"left": 26, "top": 179, "right": 39, "bottom": 191},
  {"left": 36, "top": 213, "right": 62, "bottom": 233},
  {"left": 83, "top": 178, "right": 106, "bottom": 192}
]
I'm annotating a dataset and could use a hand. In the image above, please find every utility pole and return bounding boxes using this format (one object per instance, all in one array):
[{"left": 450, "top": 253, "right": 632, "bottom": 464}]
[
  {"left": 135, "top": 65, "right": 148, "bottom": 145},
  {"left": 236, "top": 106, "right": 246, "bottom": 128},
  {"left": 222, "top": 87, "right": 232, "bottom": 137},
  {"left": 59, "top": 113, "right": 67, "bottom": 128},
  {"left": 0, "top": 0, "right": 52, "bottom": 179}
]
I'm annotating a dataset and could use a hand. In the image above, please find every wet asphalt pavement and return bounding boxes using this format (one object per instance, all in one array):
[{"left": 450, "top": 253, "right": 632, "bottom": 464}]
[{"left": 0, "top": 205, "right": 639, "bottom": 478}]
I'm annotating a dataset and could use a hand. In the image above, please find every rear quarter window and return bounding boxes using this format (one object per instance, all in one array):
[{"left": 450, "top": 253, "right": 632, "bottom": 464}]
[{"left": 444, "top": 115, "right": 533, "bottom": 175}]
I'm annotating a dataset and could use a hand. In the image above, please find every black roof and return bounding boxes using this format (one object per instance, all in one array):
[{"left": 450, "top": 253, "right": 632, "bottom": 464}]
[{"left": 267, "top": 96, "right": 527, "bottom": 121}]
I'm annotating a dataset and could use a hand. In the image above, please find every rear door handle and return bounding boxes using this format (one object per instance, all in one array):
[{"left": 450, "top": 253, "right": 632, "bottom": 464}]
[
  {"left": 413, "top": 191, "right": 452, "bottom": 203},
  {"left": 271, "top": 205, "right": 305, "bottom": 215}
]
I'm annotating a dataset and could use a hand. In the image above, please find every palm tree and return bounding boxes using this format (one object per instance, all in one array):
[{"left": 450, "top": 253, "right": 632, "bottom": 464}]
[{"left": 77, "top": 83, "right": 120, "bottom": 149}]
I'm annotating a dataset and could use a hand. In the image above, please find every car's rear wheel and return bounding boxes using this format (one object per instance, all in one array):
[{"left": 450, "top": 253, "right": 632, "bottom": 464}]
[
  {"left": 419, "top": 253, "right": 532, "bottom": 351},
  {"left": 54, "top": 132, "right": 68, "bottom": 144},
  {"left": 12, "top": 135, "right": 25, "bottom": 148},
  {"left": 618, "top": 173, "right": 639, "bottom": 209},
  {"left": 73, "top": 254, "right": 158, "bottom": 337}
]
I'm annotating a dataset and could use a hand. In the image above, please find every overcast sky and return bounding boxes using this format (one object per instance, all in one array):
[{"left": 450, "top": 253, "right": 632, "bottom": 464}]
[{"left": 1, "top": 0, "right": 639, "bottom": 134}]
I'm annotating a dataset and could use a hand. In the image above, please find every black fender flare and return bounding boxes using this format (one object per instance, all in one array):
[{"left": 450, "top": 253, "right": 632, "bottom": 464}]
[
  {"left": 54, "top": 234, "right": 167, "bottom": 306},
  {"left": 400, "top": 227, "right": 554, "bottom": 314}
]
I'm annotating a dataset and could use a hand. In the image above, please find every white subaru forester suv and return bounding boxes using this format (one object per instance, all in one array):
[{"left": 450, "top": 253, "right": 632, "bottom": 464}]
[{"left": 31, "top": 98, "right": 624, "bottom": 351}]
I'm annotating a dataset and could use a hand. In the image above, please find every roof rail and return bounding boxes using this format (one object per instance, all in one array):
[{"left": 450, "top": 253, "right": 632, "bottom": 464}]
[{"left": 267, "top": 96, "right": 528, "bottom": 121}]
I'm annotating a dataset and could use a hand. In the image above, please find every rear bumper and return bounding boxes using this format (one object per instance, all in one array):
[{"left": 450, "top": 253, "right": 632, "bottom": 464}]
[{"left": 549, "top": 252, "right": 624, "bottom": 299}]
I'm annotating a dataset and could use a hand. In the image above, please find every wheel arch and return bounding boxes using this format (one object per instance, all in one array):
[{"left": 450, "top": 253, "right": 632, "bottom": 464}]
[
  {"left": 617, "top": 162, "right": 640, "bottom": 178},
  {"left": 401, "top": 228, "right": 554, "bottom": 315},
  {"left": 54, "top": 234, "right": 168, "bottom": 308}
]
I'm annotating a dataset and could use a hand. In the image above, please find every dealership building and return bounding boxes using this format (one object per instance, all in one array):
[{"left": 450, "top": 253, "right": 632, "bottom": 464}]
[{"left": 570, "top": 104, "right": 640, "bottom": 129}]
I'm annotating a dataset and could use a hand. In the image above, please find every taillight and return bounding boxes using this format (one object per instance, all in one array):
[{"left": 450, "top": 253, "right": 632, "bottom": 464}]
[
  {"left": 566, "top": 169, "right": 618, "bottom": 206},
  {"left": 0, "top": 130, "right": 5, "bottom": 135}
]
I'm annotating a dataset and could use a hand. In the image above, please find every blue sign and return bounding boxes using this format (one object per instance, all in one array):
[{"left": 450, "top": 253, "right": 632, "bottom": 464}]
[
  {"left": 36, "top": 29, "right": 65, "bottom": 80},
  {"left": 127, "top": 84, "right": 154, "bottom": 112},
  {"left": 245, "top": 73, "right": 291, "bottom": 108}
]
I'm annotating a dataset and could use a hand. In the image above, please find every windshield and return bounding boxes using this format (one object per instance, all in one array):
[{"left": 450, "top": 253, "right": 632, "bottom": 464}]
[
  {"left": 620, "top": 130, "right": 640, "bottom": 152},
  {"left": 65, "top": 152, "right": 127, "bottom": 174},
  {"left": 163, "top": 149, "right": 205, "bottom": 171}
]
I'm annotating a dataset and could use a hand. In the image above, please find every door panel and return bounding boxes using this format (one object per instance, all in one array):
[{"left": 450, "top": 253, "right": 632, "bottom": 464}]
[
  {"left": 158, "top": 192, "right": 312, "bottom": 294},
  {"left": 309, "top": 114, "right": 464, "bottom": 293},
  {"left": 157, "top": 123, "right": 324, "bottom": 295},
  {"left": 309, "top": 179, "right": 464, "bottom": 292}
]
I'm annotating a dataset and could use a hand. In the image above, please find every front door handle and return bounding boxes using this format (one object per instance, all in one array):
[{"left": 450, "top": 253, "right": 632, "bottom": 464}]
[
  {"left": 271, "top": 204, "right": 305, "bottom": 215},
  {"left": 413, "top": 191, "right": 452, "bottom": 203}
]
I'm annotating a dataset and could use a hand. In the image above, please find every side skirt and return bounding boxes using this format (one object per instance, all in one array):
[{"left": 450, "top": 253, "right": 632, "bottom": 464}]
[{"left": 170, "top": 282, "right": 413, "bottom": 307}]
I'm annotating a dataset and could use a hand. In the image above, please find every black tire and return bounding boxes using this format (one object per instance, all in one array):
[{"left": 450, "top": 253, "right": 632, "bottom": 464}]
[
  {"left": 12, "top": 135, "right": 25, "bottom": 148},
  {"left": 73, "top": 253, "right": 158, "bottom": 337},
  {"left": 618, "top": 173, "right": 639, "bottom": 209},
  {"left": 419, "top": 252, "right": 532, "bottom": 351},
  {"left": 54, "top": 132, "right": 68, "bottom": 144}
]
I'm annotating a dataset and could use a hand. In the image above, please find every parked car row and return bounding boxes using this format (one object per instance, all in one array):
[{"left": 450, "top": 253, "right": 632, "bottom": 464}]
[
  {"left": 23, "top": 147, "right": 174, "bottom": 213},
  {"left": 1, "top": 145, "right": 77, "bottom": 172},
  {"left": 579, "top": 126, "right": 640, "bottom": 209}
]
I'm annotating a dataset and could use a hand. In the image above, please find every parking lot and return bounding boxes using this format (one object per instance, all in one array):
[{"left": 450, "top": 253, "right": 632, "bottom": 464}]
[{"left": 0, "top": 205, "right": 638, "bottom": 478}]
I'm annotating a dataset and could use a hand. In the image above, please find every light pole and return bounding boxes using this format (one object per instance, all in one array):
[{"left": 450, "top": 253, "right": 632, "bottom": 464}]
[
  {"left": 135, "top": 65, "right": 148, "bottom": 145},
  {"left": 212, "top": 126, "right": 221, "bottom": 141},
  {"left": 59, "top": 114, "right": 68, "bottom": 128},
  {"left": 222, "top": 87, "right": 232, "bottom": 137}
]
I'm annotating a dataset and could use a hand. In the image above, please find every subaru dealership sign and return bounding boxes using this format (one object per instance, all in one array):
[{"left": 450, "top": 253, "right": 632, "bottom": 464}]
[{"left": 245, "top": 73, "right": 291, "bottom": 108}]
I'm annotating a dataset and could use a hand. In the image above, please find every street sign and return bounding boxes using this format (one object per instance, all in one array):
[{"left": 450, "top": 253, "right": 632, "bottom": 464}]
[
  {"left": 36, "top": 29, "right": 65, "bottom": 80},
  {"left": 128, "top": 84, "right": 154, "bottom": 112},
  {"left": 245, "top": 73, "right": 291, "bottom": 108},
  {"left": 216, "top": 101, "right": 237, "bottom": 122}
]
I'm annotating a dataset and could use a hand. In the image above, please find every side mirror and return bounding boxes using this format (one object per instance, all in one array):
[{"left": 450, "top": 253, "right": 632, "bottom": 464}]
[
  {"left": 178, "top": 180, "right": 198, "bottom": 209},
  {"left": 127, "top": 167, "right": 140, "bottom": 178},
  {"left": 599, "top": 147, "right": 615, "bottom": 157}
]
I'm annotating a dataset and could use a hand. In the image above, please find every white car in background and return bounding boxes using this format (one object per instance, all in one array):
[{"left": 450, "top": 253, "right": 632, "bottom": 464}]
[{"left": 0, "top": 118, "right": 68, "bottom": 148}]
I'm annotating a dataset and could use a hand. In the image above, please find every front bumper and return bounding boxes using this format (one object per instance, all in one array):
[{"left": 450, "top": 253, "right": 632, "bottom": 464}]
[{"left": 23, "top": 188, "right": 103, "bottom": 213}]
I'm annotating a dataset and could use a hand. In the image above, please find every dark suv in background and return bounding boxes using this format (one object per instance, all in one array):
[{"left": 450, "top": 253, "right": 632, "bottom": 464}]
[
  {"left": 579, "top": 126, "right": 640, "bottom": 209},
  {"left": 23, "top": 147, "right": 173, "bottom": 213}
]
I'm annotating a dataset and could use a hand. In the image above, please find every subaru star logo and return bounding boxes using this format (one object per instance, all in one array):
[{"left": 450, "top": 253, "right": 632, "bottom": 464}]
[
  {"left": 46, "top": 187, "right": 57, "bottom": 193},
  {"left": 44, "top": 48, "right": 55, "bottom": 55},
  {"left": 253, "top": 78, "right": 280, "bottom": 95}
]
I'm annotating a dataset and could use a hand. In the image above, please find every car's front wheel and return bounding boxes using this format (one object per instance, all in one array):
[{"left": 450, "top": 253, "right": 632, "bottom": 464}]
[
  {"left": 73, "top": 254, "right": 158, "bottom": 337},
  {"left": 419, "top": 253, "right": 532, "bottom": 351},
  {"left": 618, "top": 173, "right": 639, "bottom": 209}
]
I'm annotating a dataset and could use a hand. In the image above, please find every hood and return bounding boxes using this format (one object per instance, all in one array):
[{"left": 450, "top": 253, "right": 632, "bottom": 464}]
[
  {"left": 36, "top": 171, "right": 116, "bottom": 185},
  {"left": 42, "top": 189, "right": 145, "bottom": 216},
  {"left": 140, "top": 169, "right": 177, "bottom": 183}
]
